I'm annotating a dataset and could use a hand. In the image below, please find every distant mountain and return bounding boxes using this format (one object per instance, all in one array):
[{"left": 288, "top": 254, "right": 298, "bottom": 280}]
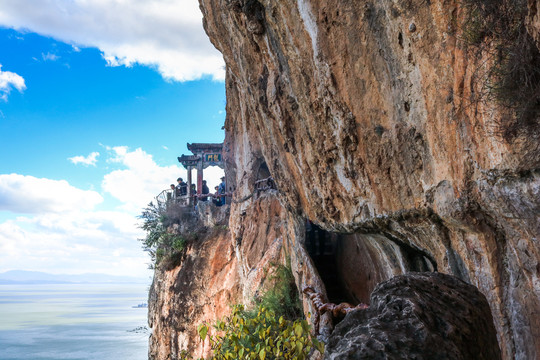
[{"left": 0, "top": 270, "right": 149, "bottom": 284}]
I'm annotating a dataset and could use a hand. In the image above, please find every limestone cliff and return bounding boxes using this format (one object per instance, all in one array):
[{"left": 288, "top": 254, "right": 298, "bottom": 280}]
[{"left": 148, "top": 1, "right": 540, "bottom": 359}]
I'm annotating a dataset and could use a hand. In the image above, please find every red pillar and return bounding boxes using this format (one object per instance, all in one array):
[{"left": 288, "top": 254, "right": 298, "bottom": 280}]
[
  {"left": 187, "top": 166, "right": 193, "bottom": 205},
  {"left": 197, "top": 160, "right": 203, "bottom": 196}
]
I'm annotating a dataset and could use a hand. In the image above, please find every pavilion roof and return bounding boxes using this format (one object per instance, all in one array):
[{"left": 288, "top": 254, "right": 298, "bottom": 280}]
[{"left": 187, "top": 143, "right": 223, "bottom": 153}]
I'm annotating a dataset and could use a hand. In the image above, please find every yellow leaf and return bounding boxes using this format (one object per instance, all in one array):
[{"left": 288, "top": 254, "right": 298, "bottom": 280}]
[
  {"left": 295, "top": 323, "right": 303, "bottom": 337},
  {"left": 296, "top": 341, "right": 303, "bottom": 354},
  {"left": 198, "top": 324, "right": 208, "bottom": 342}
]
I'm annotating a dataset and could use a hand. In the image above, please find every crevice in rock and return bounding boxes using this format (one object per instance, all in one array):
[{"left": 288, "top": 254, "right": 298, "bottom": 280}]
[
  {"left": 305, "top": 223, "right": 351, "bottom": 304},
  {"left": 256, "top": 160, "right": 271, "bottom": 180}
]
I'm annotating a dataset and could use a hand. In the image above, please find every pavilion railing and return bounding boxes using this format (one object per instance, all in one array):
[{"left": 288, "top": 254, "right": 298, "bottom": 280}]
[
  {"left": 155, "top": 176, "right": 275, "bottom": 208},
  {"left": 155, "top": 189, "right": 190, "bottom": 209},
  {"left": 155, "top": 189, "right": 229, "bottom": 209}
]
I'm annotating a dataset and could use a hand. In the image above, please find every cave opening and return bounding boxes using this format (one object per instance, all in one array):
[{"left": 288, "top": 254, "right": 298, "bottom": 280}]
[
  {"left": 256, "top": 161, "right": 271, "bottom": 180},
  {"left": 305, "top": 223, "right": 353, "bottom": 304},
  {"left": 305, "top": 222, "right": 436, "bottom": 306}
]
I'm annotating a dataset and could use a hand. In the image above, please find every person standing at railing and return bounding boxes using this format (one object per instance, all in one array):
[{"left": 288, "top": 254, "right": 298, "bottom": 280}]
[
  {"left": 218, "top": 176, "right": 226, "bottom": 205},
  {"left": 167, "top": 184, "right": 175, "bottom": 201},
  {"left": 191, "top": 184, "right": 197, "bottom": 206},
  {"left": 176, "top": 177, "right": 187, "bottom": 197},
  {"left": 201, "top": 180, "right": 209, "bottom": 201}
]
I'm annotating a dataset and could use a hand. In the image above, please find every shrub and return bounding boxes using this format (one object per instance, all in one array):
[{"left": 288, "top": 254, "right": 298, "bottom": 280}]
[
  {"left": 179, "top": 264, "right": 321, "bottom": 359},
  {"left": 172, "top": 236, "right": 186, "bottom": 252},
  {"left": 138, "top": 202, "right": 190, "bottom": 267},
  {"left": 196, "top": 305, "right": 324, "bottom": 360},
  {"left": 253, "top": 264, "right": 303, "bottom": 321}
]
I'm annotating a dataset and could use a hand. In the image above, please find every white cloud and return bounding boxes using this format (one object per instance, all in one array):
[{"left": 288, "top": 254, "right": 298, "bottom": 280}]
[
  {"left": 0, "top": 211, "right": 151, "bottom": 278},
  {"left": 0, "top": 0, "right": 225, "bottom": 81},
  {"left": 0, "top": 174, "right": 103, "bottom": 214},
  {"left": 42, "top": 52, "right": 59, "bottom": 61},
  {"left": 0, "top": 64, "right": 26, "bottom": 101},
  {"left": 102, "top": 146, "right": 185, "bottom": 212},
  {"left": 68, "top": 151, "right": 100, "bottom": 166},
  {"left": 102, "top": 146, "right": 225, "bottom": 212},
  {"left": 0, "top": 146, "right": 224, "bottom": 277},
  {"left": 203, "top": 166, "right": 225, "bottom": 192}
]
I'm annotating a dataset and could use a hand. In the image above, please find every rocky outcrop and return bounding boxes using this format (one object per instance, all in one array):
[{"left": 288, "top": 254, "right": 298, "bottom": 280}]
[
  {"left": 196, "top": 0, "right": 540, "bottom": 359},
  {"left": 148, "top": 225, "right": 240, "bottom": 359},
  {"left": 148, "top": 1, "right": 540, "bottom": 359},
  {"left": 325, "top": 272, "right": 501, "bottom": 360},
  {"left": 148, "top": 194, "right": 322, "bottom": 359}
]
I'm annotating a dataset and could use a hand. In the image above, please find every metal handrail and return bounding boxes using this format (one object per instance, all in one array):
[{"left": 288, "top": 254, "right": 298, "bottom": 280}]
[{"left": 155, "top": 189, "right": 232, "bottom": 208}]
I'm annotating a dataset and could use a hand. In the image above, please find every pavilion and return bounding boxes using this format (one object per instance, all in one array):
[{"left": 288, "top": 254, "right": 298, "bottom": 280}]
[{"left": 177, "top": 143, "right": 224, "bottom": 201}]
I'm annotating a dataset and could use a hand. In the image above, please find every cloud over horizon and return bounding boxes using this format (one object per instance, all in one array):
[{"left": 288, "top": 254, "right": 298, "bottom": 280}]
[
  {"left": 0, "top": 174, "right": 103, "bottom": 214},
  {"left": 0, "top": 0, "right": 225, "bottom": 81},
  {"left": 0, "top": 210, "right": 150, "bottom": 277},
  {"left": 0, "top": 146, "right": 173, "bottom": 277}
]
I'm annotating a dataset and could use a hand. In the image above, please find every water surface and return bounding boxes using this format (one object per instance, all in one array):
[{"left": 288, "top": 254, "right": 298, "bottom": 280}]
[{"left": 0, "top": 283, "right": 149, "bottom": 360}]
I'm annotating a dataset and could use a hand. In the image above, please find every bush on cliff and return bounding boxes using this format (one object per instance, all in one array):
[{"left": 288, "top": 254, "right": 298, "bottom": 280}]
[
  {"left": 138, "top": 202, "right": 189, "bottom": 268},
  {"left": 195, "top": 304, "right": 324, "bottom": 360},
  {"left": 251, "top": 264, "right": 303, "bottom": 321},
  {"left": 179, "top": 263, "right": 322, "bottom": 359}
]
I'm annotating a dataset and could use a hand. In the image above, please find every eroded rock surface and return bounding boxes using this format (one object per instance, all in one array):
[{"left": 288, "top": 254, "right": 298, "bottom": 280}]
[
  {"left": 325, "top": 272, "right": 501, "bottom": 360},
  {"left": 148, "top": 226, "right": 240, "bottom": 359},
  {"left": 197, "top": 0, "right": 540, "bottom": 358},
  {"left": 149, "top": 1, "right": 540, "bottom": 359}
]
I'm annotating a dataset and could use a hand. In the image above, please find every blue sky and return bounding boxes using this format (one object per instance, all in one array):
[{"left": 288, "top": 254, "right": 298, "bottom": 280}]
[{"left": 0, "top": 0, "right": 226, "bottom": 279}]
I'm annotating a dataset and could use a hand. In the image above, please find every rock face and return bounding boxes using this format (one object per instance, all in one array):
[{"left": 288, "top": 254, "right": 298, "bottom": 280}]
[
  {"left": 148, "top": 226, "right": 240, "bottom": 359},
  {"left": 148, "top": 194, "right": 320, "bottom": 358},
  {"left": 325, "top": 272, "right": 501, "bottom": 360},
  {"left": 148, "top": 1, "right": 540, "bottom": 359},
  {"left": 194, "top": 0, "right": 540, "bottom": 359}
]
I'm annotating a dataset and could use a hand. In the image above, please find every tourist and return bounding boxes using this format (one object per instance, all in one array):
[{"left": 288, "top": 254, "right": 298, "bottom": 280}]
[
  {"left": 176, "top": 178, "right": 187, "bottom": 196},
  {"left": 218, "top": 176, "right": 226, "bottom": 205},
  {"left": 168, "top": 184, "right": 175, "bottom": 201},
  {"left": 191, "top": 183, "right": 197, "bottom": 205},
  {"left": 213, "top": 186, "right": 221, "bottom": 206},
  {"left": 202, "top": 180, "right": 209, "bottom": 201}
]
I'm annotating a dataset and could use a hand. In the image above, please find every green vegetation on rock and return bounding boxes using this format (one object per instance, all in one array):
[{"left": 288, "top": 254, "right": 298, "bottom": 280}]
[
  {"left": 138, "top": 202, "right": 189, "bottom": 268},
  {"left": 179, "top": 263, "right": 322, "bottom": 359},
  {"left": 194, "top": 305, "right": 323, "bottom": 360}
]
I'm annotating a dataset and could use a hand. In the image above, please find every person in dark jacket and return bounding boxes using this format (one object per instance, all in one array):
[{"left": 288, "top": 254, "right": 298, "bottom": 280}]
[
  {"left": 201, "top": 180, "right": 210, "bottom": 201},
  {"left": 176, "top": 177, "right": 187, "bottom": 196}
]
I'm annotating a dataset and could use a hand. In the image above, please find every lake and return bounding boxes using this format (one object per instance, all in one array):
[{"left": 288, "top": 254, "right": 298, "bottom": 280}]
[{"left": 0, "top": 283, "right": 149, "bottom": 360}]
